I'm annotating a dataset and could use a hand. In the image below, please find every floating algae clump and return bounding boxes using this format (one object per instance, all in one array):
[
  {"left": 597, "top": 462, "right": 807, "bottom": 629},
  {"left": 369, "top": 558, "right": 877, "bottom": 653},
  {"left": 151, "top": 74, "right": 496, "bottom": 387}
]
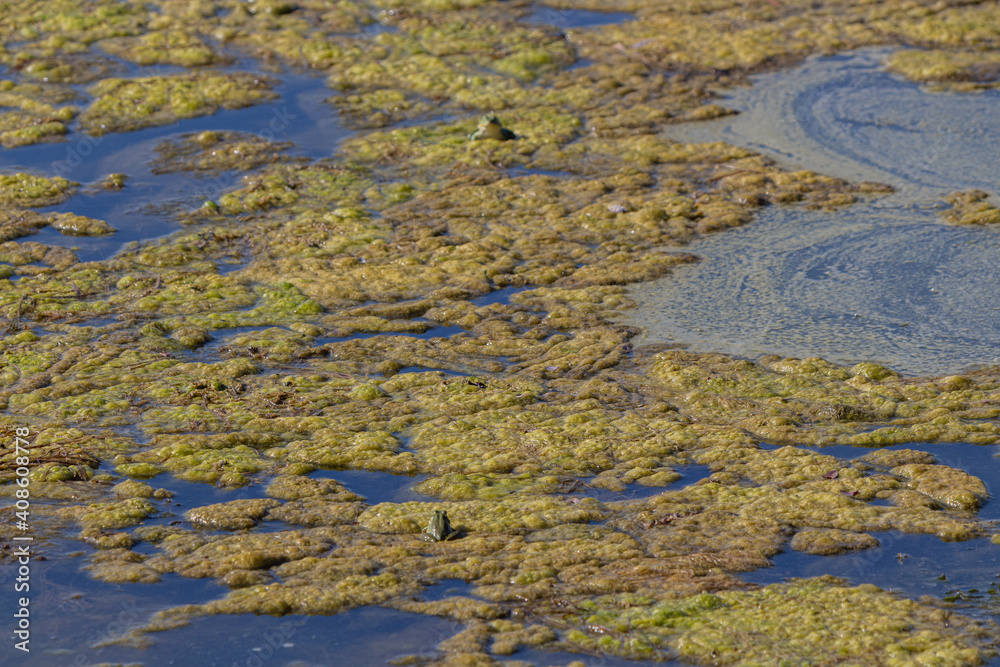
[
  {"left": 942, "top": 189, "right": 1000, "bottom": 225},
  {"left": 78, "top": 72, "right": 278, "bottom": 135},
  {"left": 151, "top": 130, "right": 299, "bottom": 175},
  {"left": 0, "top": 173, "right": 76, "bottom": 207},
  {"left": 49, "top": 213, "right": 115, "bottom": 236}
]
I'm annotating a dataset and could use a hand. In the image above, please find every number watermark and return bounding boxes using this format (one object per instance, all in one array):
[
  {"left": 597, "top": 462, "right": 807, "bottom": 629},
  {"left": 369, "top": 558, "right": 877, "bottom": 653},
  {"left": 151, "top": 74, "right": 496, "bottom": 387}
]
[{"left": 9, "top": 426, "right": 32, "bottom": 653}]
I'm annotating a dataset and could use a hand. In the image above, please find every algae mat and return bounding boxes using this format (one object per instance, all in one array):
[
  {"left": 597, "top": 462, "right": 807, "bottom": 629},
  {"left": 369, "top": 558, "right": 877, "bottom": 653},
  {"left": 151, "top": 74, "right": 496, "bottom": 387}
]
[{"left": 0, "top": 1, "right": 1000, "bottom": 666}]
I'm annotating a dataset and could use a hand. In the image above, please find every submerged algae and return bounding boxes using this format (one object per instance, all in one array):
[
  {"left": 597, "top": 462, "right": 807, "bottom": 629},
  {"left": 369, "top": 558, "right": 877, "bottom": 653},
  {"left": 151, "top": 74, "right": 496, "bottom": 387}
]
[{"left": 151, "top": 130, "right": 300, "bottom": 175}]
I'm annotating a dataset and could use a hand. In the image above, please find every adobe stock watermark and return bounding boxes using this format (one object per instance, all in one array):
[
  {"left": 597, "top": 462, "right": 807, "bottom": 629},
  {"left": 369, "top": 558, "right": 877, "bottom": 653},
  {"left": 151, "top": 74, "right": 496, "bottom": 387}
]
[
  {"left": 49, "top": 132, "right": 105, "bottom": 179},
  {"left": 47, "top": 61, "right": 177, "bottom": 179},
  {"left": 7, "top": 426, "right": 32, "bottom": 654}
]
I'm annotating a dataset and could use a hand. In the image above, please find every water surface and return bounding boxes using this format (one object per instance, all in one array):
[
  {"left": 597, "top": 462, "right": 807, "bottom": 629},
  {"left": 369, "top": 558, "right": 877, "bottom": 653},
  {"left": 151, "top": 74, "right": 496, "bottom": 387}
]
[{"left": 626, "top": 48, "right": 1000, "bottom": 376}]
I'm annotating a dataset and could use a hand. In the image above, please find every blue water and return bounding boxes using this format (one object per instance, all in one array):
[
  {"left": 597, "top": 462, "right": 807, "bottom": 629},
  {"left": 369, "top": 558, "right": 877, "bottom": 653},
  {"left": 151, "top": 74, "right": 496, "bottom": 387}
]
[
  {"left": 0, "top": 67, "right": 348, "bottom": 263},
  {"left": 524, "top": 6, "right": 634, "bottom": 29}
]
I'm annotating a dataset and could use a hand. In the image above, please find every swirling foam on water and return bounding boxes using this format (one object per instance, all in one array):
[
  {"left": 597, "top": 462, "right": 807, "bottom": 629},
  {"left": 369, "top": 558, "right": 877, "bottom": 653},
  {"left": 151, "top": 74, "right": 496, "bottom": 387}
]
[{"left": 625, "top": 48, "right": 1000, "bottom": 376}]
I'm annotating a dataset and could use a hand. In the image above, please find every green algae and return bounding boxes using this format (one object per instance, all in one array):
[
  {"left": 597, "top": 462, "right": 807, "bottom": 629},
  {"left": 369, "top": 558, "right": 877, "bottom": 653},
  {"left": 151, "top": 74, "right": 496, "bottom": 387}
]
[
  {"left": 5, "top": 0, "right": 1000, "bottom": 664},
  {"left": 151, "top": 130, "right": 300, "bottom": 175},
  {"left": 560, "top": 577, "right": 996, "bottom": 664},
  {"left": 0, "top": 172, "right": 76, "bottom": 207},
  {"left": 789, "top": 528, "right": 880, "bottom": 556},
  {"left": 942, "top": 189, "right": 1000, "bottom": 225},
  {"left": 78, "top": 72, "right": 278, "bottom": 135},
  {"left": 49, "top": 212, "right": 115, "bottom": 236},
  {"left": 359, "top": 497, "right": 609, "bottom": 535},
  {"left": 97, "top": 30, "right": 225, "bottom": 67},
  {"left": 0, "top": 78, "right": 78, "bottom": 146}
]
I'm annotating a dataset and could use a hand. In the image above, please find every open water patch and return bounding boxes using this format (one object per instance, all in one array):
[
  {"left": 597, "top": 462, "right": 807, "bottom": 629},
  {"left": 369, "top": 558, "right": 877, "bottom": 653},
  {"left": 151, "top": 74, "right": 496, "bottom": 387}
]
[
  {"left": 570, "top": 464, "right": 713, "bottom": 503},
  {"left": 310, "top": 468, "right": 430, "bottom": 504},
  {"left": 746, "top": 441, "right": 1000, "bottom": 629},
  {"left": 625, "top": 199, "right": 1000, "bottom": 377},
  {"left": 8, "top": 603, "right": 462, "bottom": 667},
  {"left": 524, "top": 5, "right": 634, "bottom": 29},
  {"left": 625, "top": 48, "right": 1000, "bottom": 377},
  {"left": 786, "top": 441, "right": 1000, "bottom": 520},
  {"left": 131, "top": 472, "right": 272, "bottom": 533},
  {"left": 0, "top": 66, "right": 348, "bottom": 263},
  {"left": 315, "top": 322, "right": 467, "bottom": 346},
  {"left": 662, "top": 47, "right": 1000, "bottom": 199},
  {"left": 0, "top": 554, "right": 221, "bottom": 667}
]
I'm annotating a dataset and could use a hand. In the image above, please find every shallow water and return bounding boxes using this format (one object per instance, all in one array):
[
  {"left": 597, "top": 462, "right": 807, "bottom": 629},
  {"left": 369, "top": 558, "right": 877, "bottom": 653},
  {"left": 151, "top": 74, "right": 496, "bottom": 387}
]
[
  {"left": 747, "top": 441, "right": 1000, "bottom": 634},
  {"left": 1, "top": 67, "right": 348, "bottom": 263},
  {"left": 626, "top": 48, "right": 1000, "bottom": 377},
  {"left": 312, "top": 468, "right": 430, "bottom": 503},
  {"left": 10, "top": 575, "right": 463, "bottom": 667},
  {"left": 523, "top": 6, "right": 634, "bottom": 30},
  {"left": 663, "top": 48, "right": 1000, "bottom": 199},
  {"left": 626, "top": 202, "right": 1000, "bottom": 376}
]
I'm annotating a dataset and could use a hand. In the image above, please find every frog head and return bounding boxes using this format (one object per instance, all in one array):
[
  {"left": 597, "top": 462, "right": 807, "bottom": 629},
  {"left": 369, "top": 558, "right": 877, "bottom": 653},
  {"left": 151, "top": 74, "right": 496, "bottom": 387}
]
[{"left": 470, "top": 113, "right": 516, "bottom": 141}]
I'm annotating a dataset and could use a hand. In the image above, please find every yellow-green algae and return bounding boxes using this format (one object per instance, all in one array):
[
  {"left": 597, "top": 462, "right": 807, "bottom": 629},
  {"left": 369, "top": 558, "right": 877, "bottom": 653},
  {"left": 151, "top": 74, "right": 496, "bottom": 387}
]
[
  {"left": 49, "top": 212, "right": 116, "bottom": 236},
  {"left": 4, "top": 0, "right": 1000, "bottom": 664},
  {"left": 0, "top": 172, "right": 76, "bottom": 207},
  {"left": 0, "top": 78, "right": 78, "bottom": 147},
  {"left": 78, "top": 72, "right": 278, "bottom": 135},
  {"left": 558, "top": 577, "right": 993, "bottom": 665},
  {"left": 151, "top": 130, "right": 301, "bottom": 175},
  {"left": 942, "top": 189, "right": 1000, "bottom": 225}
]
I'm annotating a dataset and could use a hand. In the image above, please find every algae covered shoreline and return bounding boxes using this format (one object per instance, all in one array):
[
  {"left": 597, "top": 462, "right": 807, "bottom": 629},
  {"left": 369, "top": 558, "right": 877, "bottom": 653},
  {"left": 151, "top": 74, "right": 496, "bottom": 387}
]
[{"left": 2, "top": 1, "right": 1000, "bottom": 665}]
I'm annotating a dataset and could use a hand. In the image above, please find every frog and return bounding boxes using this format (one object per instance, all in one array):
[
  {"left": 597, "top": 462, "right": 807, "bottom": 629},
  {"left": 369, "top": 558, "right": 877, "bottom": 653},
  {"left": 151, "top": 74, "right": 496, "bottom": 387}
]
[
  {"left": 469, "top": 113, "right": 516, "bottom": 141},
  {"left": 421, "top": 509, "right": 458, "bottom": 541}
]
